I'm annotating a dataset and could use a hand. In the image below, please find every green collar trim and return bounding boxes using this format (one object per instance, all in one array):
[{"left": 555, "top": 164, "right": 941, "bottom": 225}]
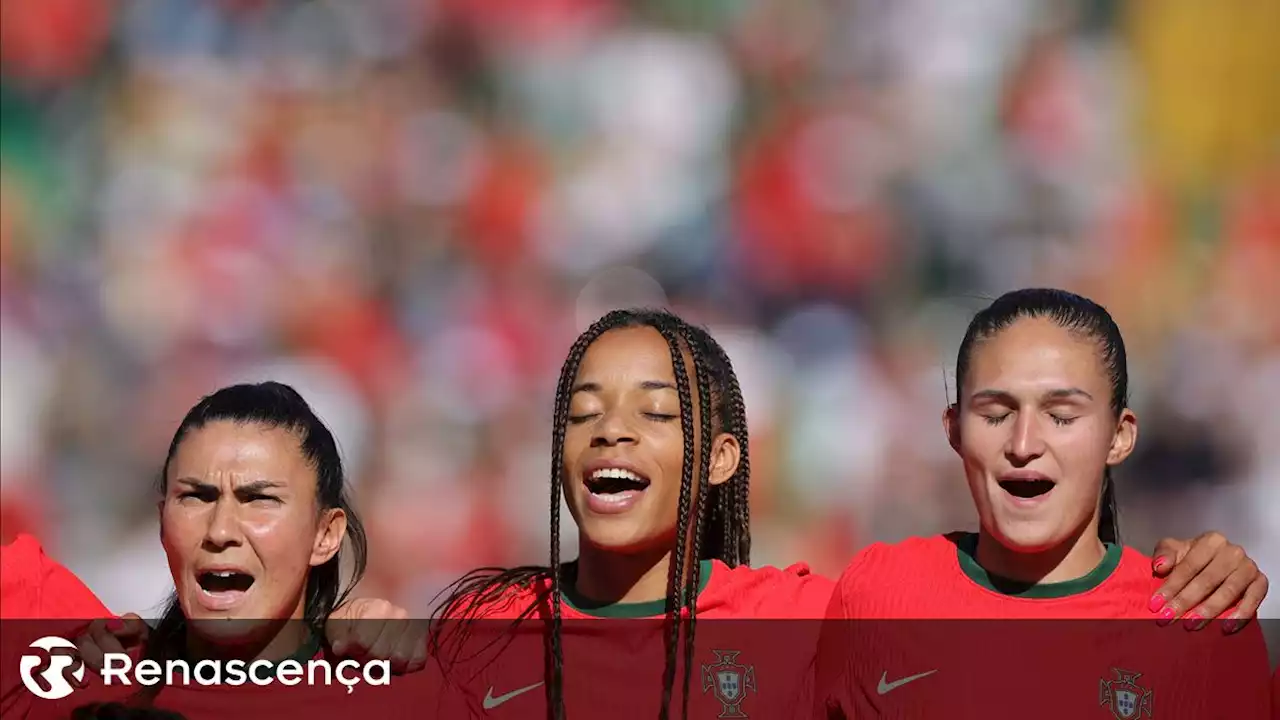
[
  {"left": 562, "top": 560, "right": 714, "bottom": 618},
  {"left": 281, "top": 631, "right": 322, "bottom": 665},
  {"left": 956, "top": 532, "right": 1122, "bottom": 599}
]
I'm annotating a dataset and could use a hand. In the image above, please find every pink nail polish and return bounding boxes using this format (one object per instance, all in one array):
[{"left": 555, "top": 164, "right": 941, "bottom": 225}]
[
  {"left": 1153, "top": 556, "right": 1169, "bottom": 572},
  {"left": 1182, "top": 613, "right": 1202, "bottom": 630},
  {"left": 1157, "top": 607, "right": 1176, "bottom": 626},
  {"left": 1222, "top": 619, "right": 1238, "bottom": 634},
  {"left": 1148, "top": 594, "right": 1165, "bottom": 613}
]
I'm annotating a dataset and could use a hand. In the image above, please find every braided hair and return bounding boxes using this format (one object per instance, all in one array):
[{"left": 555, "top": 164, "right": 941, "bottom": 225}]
[{"left": 430, "top": 308, "right": 752, "bottom": 719}]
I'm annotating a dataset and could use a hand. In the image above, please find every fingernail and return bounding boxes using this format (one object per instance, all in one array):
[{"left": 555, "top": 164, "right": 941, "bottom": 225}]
[
  {"left": 1148, "top": 594, "right": 1165, "bottom": 614},
  {"left": 1182, "top": 613, "right": 1207, "bottom": 631},
  {"left": 1222, "top": 618, "right": 1238, "bottom": 634},
  {"left": 105, "top": 618, "right": 123, "bottom": 631},
  {"left": 1153, "top": 556, "right": 1169, "bottom": 572},
  {"left": 1156, "top": 607, "right": 1176, "bottom": 626}
]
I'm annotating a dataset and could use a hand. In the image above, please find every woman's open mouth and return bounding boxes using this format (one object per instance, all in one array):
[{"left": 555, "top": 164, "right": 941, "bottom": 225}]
[
  {"left": 997, "top": 473, "right": 1056, "bottom": 507},
  {"left": 195, "top": 569, "right": 255, "bottom": 611},
  {"left": 583, "top": 466, "right": 651, "bottom": 514}
]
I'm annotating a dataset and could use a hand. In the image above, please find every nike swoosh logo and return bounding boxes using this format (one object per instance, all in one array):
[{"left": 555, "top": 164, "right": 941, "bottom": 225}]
[
  {"left": 877, "top": 670, "right": 937, "bottom": 695},
  {"left": 483, "top": 682, "right": 544, "bottom": 710}
]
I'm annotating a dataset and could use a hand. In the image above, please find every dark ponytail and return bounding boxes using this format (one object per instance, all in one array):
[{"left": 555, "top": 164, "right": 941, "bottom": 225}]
[{"left": 1098, "top": 469, "right": 1119, "bottom": 546}]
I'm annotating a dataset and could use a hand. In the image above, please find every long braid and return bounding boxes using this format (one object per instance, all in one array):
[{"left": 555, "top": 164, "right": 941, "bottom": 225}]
[
  {"left": 656, "top": 320, "right": 697, "bottom": 720},
  {"left": 714, "top": 338, "right": 752, "bottom": 566},
  {"left": 547, "top": 311, "right": 632, "bottom": 718},
  {"left": 547, "top": 394, "right": 568, "bottom": 717},
  {"left": 678, "top": 331, "right": 715, "bottom": 720},
  {"left": 685, "top": 326, "right": 752, "bottom": 567},
  {"left": 722, "top": 359, "right": 752, "bottom": 566}
]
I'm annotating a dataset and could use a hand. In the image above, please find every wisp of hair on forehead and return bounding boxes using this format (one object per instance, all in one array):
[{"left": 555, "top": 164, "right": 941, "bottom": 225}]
[
  {"left": 429, "top": 308, "right": 752, "bottom": 720},
  {"left": 954, "top": 288, "right": 1130, "bottom": 544}
]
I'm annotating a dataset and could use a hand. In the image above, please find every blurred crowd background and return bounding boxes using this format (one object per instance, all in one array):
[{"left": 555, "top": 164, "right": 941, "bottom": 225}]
[{"left": 1, "top": 0, "right": 1277, "bottom": 625}]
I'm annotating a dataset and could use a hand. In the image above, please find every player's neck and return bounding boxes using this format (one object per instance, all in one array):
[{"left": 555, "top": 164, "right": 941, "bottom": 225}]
[
  {"left": 184, "top": 616, "right": 309, "bottom": 664},
  {"left": 975, "top": 525, "right": 1106, "bottom": 586},
  {"left": 573, "top": 544, "right": 682, "bottom": 605}
]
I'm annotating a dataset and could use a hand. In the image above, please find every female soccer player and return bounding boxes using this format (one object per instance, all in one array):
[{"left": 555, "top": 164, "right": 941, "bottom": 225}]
[
  {"left": 431, "top": 307, "right": 1269, "bottom": 720},
  {"left": 431, "top": 308, "right": 835, "bottom": 719},
  {"left": 0, "top": 534, "right": 427, "bottom": 718},
  {"left": 814, "top": 288, "right": 1273, "bottom": 719},
  {"left": 17, "top": 382, "right": 441, "bottom": 719}
]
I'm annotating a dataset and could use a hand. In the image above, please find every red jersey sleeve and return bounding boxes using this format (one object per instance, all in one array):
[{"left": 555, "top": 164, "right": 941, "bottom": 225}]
[
  {"left": 1166, "top": 621, "right": 1271, "bottom": 718},
  {"left": 0, "top": 534, "right": 112, "bottom": 619},
  {"left": 711, "top": 561, "right": 836, "bottom": 618},
  {"left": 1, "top": 535, "right": 115, "bottom": 719},
  {"left": 812, "top": 547, "right": 877, "bottom": 719}
]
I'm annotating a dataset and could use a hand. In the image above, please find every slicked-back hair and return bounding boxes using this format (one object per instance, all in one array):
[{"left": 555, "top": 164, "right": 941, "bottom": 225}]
[
  {"left": 140, "top": 382, "right": 367, "bottom": 704},
  {"left": 430, "top": 309, "right": 752, "bottom": 720},
  {"left": 954, "top": 288, "right": 1130, "bottom": 544}
]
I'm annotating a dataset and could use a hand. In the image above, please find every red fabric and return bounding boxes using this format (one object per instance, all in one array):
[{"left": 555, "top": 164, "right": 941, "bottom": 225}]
[
  {"left": 434, "top": 562, "right": 835, "bottom": 717},
  {"left": 463, "top": 560, "right": 835, "bottom": 622},
  {"left": 1, "top": 534, "right": 114, "bottom": 718},
  {"left": 0, "top": 534, "right": 111, "bottom": 621},
  {"left": 813, "top": 533, "right": 1273, "bottom": 719}
]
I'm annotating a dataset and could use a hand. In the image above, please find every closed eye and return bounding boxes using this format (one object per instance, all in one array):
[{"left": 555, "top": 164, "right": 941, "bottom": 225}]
[
  {"left": 644, "top": 413, "right": 678, "bottom": 421},
  {"left": 567, "top": 414, "right": 598, "bottom": 425},
  {"left": 982, "top": 413, "right": 1010, "bottom": 426},
  {"left": 1049, "top": 414, "right": 1077, "bottom": 427},
  {"left": 179, "top": 489, "right": 217, "bottom": 502}
]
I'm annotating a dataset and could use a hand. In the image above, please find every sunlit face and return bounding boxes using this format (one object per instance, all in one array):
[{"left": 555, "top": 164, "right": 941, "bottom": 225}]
[
  {"left": 945, "top": 317, "right": 1137, "bottom": 553},
  {"left": 160, "top": 421, "right": 345, "bottom": 643},
  {"left": 562, "top": 326, "right": 740, "bottom": 555}
]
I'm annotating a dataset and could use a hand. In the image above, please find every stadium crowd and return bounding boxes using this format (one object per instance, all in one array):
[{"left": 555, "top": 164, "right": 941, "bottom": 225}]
[{"left": 1, "top": 0, "right": 1276, "bottom": 620}]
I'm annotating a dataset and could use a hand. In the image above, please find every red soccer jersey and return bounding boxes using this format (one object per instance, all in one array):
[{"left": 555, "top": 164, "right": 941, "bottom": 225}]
[
  {"left": 437, "top": 560, "right": 835, "bottom": 718},
  {"left": 814, "top": 533, "right": 1272, "bottom": 719},
  {"left": 1, "top": 534, "right": 116, "bottom": 719}
]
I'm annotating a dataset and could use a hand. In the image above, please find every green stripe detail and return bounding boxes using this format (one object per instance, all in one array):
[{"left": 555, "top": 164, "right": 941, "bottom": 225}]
[
  {"left": 562, "top": 560, "right": 714, "bottom": 618},
  {"left": 281, "top": 631, "right": 322, "bottom": 665},
  {"left": 956, "top": 532, "right": 1122, "bottom": 599}
]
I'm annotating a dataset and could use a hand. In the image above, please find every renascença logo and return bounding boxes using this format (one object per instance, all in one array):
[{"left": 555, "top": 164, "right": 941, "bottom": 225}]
[
  {"left": 19, "top": 636, "right": 391, "bottom": 698},
  {"left": 20, "top": 636, "right": 85, "bottom": 700}
]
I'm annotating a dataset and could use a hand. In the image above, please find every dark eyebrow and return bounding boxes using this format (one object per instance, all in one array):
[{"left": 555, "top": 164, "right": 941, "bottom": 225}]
[
  {"left": 571, "top": 380, "right": 677, "bottom": 394},
  {"left": 174, "top": 478, "right": 285, "bottom": 493},
  {"left": 235, "top": 480, "right": 285, "bottom": 494},
  {"left": 1044, "top": 388, "right": 1093, "bottom": 402},
  {"left": 969, "top": 388, "right": 1094, "bottom": 404}
]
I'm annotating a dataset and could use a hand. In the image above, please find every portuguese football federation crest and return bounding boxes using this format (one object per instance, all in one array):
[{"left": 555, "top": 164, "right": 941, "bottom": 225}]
[
  {"left": 1099, "top": 668, "right": 1154, "bottom": 719},
  {"left": 701, "top": 650, "right": 757, "bottom": 718}
]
